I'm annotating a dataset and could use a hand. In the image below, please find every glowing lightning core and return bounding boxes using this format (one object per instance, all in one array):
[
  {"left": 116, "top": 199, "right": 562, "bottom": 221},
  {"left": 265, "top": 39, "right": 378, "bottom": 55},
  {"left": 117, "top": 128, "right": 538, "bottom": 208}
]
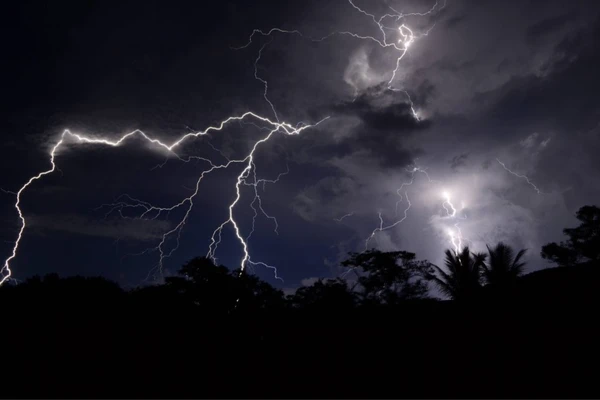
[{"left": 441, "top": 191, "right": 464, "bottom": 253}]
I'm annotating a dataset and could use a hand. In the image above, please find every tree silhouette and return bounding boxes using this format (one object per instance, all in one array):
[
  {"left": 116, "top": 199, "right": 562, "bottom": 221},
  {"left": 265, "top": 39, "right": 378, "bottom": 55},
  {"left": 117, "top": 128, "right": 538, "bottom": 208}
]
[
  {"left": 162, "top": 256, "right": 284, "bottom": 314},
  {"left": 3, "top": 234, "right": 600, "bottom": 397},
  {"left": 482, "top": 242, "right": 527, "bottom": 292},
  {"left": 229, "top": 268, "right": 286, "bottom": 312},
  {"left": 428, "top": 247, "right": 486, "bottom": 301},
  {"left": 164, "top": 257, "right": 236, "bottom": 313},
  {"left": 341, "top": 249, "right": 433, "bottom": 305},
  {"left": 541, "top": 205, "right": 600, "bottom": 266},
  {"left": 290, "top": 278, "right": 356, "bottom": 310}
]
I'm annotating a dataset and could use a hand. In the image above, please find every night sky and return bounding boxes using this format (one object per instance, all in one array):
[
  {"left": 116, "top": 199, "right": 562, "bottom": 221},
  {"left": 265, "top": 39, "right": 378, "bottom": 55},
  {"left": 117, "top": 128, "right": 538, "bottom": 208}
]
[{"left": 2, "top": 0, "right": 600, "bottom": 293}]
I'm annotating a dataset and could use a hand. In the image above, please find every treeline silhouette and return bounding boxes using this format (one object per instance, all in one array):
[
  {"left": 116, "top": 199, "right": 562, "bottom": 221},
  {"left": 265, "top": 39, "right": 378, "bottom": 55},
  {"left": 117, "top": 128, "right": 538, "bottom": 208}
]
[{"left": 1, "top": 206, "right": 599, "bottom": 398}]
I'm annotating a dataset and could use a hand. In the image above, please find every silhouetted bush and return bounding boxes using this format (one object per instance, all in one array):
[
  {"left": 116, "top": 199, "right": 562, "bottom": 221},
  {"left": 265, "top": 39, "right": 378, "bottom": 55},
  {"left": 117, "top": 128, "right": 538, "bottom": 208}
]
[{"left": 541, "top": 205, "right": 600, "bottom": 266}]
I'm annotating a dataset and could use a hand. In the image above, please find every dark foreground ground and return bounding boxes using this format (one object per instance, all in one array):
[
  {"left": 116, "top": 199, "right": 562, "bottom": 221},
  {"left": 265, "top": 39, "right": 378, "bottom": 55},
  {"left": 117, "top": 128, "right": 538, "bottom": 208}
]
[{"left": 1, "top": 264, "right": 599, "bottom": 398}]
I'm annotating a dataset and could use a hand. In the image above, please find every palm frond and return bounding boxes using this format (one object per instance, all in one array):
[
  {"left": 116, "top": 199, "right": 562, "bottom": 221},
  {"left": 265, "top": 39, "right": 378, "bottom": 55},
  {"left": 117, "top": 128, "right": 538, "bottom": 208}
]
[
  {"left": 511, "top": 248, "right": 528, "bottom": 275},
  {"left": 432, "top": 247, "right": 485, "bottom": 300},
  {"left": 429, "top": 275, "right": 454, "bottom": 298},
  {"left": 484, "top": 242, "right": 528, "bottom": 285},
  {"left": 431, "top": 264, "right": 452, "bottom": 283}
]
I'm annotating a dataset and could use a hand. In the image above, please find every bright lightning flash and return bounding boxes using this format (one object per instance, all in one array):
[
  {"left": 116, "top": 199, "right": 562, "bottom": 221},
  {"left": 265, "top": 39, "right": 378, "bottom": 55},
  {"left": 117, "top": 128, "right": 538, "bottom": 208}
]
[
  {"left": 363, "top": 163, "right": 470, "bottom": 255},
  {"left": 2, "top": 0, "right": 452, "bottom": 286},
  {"left": 0, "top": 113, "right": 328, "bottom": 285},
  {"left": 441, "top": 191, "right": 467, "bottom": 254}
]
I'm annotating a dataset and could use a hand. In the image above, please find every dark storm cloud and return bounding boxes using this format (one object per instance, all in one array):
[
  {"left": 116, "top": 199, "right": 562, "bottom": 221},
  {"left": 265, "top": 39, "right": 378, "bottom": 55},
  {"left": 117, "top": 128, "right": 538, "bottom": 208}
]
[
  {"left": 26, "top": 214, "right": 171, "bottom": 242},
  {"left": 450, "top": 153, "right": 469, "bottom": 170},
  {"left": 286, "top": 0, "right": 600, "bottom": 278},
  {"left": 479, "top": 12, "right": 600, "bottom": 210},
  {"left": 527, "top": 13, "right": 575, "bottom": 41},
  {"left": 478, "top": 16, "right": 600, "bottom": 132},
  {"left": 4, "top": 0, "right": 600, "bottom": 288},
  {"left": 444, "top": 14, "right": 467, "bottom": 29},
  {"left": 332, "top": 92, "right": 422, "bottom": 132},
  {"left": 278, "top": 0, "right": 600, "bottom": 273},
  {"left": 322, "top": 86, "right": 431, "bottom": 168}
]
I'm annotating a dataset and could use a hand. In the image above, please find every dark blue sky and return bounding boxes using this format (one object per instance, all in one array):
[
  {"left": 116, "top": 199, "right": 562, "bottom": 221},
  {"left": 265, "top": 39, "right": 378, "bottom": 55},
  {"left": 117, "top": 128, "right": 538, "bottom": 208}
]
[{"left": 2, "top": 0, "right": 600, "bottom": 291}]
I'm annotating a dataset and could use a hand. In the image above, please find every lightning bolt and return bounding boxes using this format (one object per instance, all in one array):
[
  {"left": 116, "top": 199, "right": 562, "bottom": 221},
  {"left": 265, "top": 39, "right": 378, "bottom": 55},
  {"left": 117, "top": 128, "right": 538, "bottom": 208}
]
[
  {"left": 448, "top": 224, "right": 463, "bottom": 254},
  {"left": 395, "top": 164, "right": 439, "bottom": 215},
  {"left": 365, "top": 191, "right": 412, "bottom": 250},
  {"left": 233, "top": 1, "right": 447, "bottom": 257},
  {"left": 363, "top": 161, "right": 471, "bottom": 255},
  {"left": 1, "top": 113, "right": 328, "bottom": 285},
  {"left": 442, "top": 191, "right": 468, "bottom": 254},
  {"left": 442, "top": 191, "right": 457, "bottom": 217},
  {"left": 496, "top": 158, "right": 545, "bottom": 194},
  {"left": 363, "top": 161, "right": 443, "bottom": 250},
  {"left": 254, "top": 38, "right": 280, "bottom": 122},
  {"left": 2, "top": 0, "right": 446, "bottom": 286},
  {"left": 334, "top": 212, "right": 356, "bottom": 223},
  {"left": 235, "top": 0, "right": 446, "bottom": 121}
]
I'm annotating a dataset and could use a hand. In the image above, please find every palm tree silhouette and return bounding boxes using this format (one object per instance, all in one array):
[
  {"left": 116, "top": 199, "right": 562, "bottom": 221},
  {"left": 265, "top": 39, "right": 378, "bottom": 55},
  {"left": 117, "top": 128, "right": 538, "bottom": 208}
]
[
  {"left": 482, "top": 242, "right": 527, "bottom": 291},
  {"left": 429, "top": 247, "right": 486, "bottom": 301}
]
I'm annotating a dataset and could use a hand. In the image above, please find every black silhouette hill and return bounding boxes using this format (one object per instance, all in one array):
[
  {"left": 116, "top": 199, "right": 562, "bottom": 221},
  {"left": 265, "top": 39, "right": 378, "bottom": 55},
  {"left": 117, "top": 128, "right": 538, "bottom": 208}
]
[
  {"left": 513, "top": 261, "right": 600, "bottom": 302},
  {"left": 0, "top": 262, "right": 597, "bottom": 398},
  {"left": 0, "top": 205, "right": 599, "bottom": 398}
]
